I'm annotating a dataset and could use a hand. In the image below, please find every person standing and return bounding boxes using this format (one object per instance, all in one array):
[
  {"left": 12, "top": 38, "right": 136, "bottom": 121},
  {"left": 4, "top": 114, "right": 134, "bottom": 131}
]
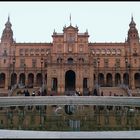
[
  {"left": 101, "top": 91, "right": 104, "bottom": 96},
  {"left": 32, "top": 91, "right": 35, "bottom": 96}
]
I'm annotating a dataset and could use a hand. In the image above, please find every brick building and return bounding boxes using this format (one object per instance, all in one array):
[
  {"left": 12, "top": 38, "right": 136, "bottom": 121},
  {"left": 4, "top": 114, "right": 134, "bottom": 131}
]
[{"left": 0, "top": 16, "right": 140, "bottom": 96}]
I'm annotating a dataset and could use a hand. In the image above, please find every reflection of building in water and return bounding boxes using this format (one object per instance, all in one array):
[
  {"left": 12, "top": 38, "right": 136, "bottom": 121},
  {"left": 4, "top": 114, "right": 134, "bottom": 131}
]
[
  {"left": 64, "top": 105, "right": 76, "bottom": 115},
  {"left": 0, "top": 105, "right": 139, "bottom": 131},
  {"left": 68, "top": 119, "right": 80, "bottom": 131},
  {"left": 1, "top": 16, "right": 140, "bottom": 96}
]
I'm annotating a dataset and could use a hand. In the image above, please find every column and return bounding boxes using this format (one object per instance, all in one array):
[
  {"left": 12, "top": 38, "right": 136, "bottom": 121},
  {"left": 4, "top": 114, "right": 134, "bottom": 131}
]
[
  {"left": 79, "top": 66, "right": 83, "bottom": 94},
  {"left": 121, "top": 73, "right": 124, "bottom": 85},
  {"left": 25, "top": 73, "right": 28, "bottom": 87},
  {"left": 112, "top": 73, "right": 115, "bottom": 87},
  {"left": 60, "top": 70, "right": 65, "bottom": 95},
  {"left": 57, "top": 73, "right": 61, "bottom": 95},
  {"left": 33, "top": 73, "right": 37, "bottom": 87},
  {"left": 89, "top": 67, "right": 93, "bottom": 93},
  {"left": 131, "top": 72, "right": 135, "bottom": 89},
  {"left": 104, "top": 73, "right": 107, "bottom": 87},
  {"left": 76, "top": 67, "right": 80, "bottom": 92},
  {"left": 47, "top": 75, "right": 52, "bottom": 94},
  {"left": 5, "top": 72, "right": 9, "bottom": 90}
]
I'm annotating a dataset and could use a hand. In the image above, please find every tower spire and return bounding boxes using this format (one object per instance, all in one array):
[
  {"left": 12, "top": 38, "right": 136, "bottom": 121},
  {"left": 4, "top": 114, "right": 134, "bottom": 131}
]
[
  {"left": 8, "top": 13, "right": 10, "bottom": 22},
  {"left": 70, "top": 13, "right": 71, "bottom": 26},
  {"left": 131, "top": 13, "right": 133, "bottom": 21}
]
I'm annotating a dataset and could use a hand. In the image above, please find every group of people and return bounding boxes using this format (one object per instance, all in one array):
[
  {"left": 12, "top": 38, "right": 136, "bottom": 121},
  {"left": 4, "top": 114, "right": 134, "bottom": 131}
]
[{"left": 17, "top": 89, "right": 47, "bottom": 96}]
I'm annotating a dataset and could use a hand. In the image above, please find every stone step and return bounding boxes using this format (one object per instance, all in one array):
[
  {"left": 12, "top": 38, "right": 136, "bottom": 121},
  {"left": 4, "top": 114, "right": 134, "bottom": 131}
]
[{"left": 99, "top": 87, "right": 127, "bottom": 96}]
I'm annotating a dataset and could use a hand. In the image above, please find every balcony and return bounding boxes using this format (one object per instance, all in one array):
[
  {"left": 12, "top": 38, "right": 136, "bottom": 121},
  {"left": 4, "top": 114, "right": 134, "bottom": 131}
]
[{"left": 133, "top": 53, "right": 138, "bottom": 56}]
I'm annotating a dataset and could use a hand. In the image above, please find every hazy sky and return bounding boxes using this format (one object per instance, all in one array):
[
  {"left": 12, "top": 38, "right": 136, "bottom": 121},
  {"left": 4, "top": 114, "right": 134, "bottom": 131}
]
[{"left": 0, "top": 2, "right": 140, "bottom": 43}]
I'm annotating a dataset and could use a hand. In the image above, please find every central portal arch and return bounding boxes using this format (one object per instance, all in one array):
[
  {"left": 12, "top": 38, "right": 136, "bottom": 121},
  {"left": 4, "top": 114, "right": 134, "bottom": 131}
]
[{"left": 65, "top": 70, "right": 76, "bottom": 91}]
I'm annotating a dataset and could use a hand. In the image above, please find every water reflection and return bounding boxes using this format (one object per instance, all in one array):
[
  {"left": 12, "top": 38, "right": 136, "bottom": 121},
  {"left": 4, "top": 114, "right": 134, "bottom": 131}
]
[
  {"left": 0, "top": 105, "right": 139, "bottom": 131},
  {"left": 64, "top": 105, "right": 76, "bottom": 115}
]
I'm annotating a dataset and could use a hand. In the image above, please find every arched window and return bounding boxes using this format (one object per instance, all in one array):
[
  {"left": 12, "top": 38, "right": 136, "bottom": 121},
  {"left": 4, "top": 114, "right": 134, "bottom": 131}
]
[
  {"left": 96, "top": 49, "right": 100, "bottom": 55},
  {"left": 67, "top": 58, "right": 73, "bottom": 64},
  {"left": 117, "top": 49, "right": 121, "bottom": 55},
  {"left": 112, "top": 49, "right": 116, "bottom": 55},
  {"left": 35, "top": 49, "right": 39, "bottom": 56},
  {"left": 79, "top": 58, "right": 84, "bottom": 63},
  {"left": 57, "top": 57, "right": 62, "bottom": 63},
  {"left": 92, "top": 49, "right": 95, "bottom": 55},
  {"left": 101, "top": 49, "right": 106, "bottom": 55},
  {"left": 30, "top": 49, "right": 34, "bottom": 56},
  {"left": 107, "top": 49, "right": 111, "bottom": 55}
]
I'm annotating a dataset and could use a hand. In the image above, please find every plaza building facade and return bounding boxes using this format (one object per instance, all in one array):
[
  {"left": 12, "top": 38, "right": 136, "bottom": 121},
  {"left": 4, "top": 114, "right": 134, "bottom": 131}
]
[{"left": 0, "top": 16, "right": 140, "bottom": 96}]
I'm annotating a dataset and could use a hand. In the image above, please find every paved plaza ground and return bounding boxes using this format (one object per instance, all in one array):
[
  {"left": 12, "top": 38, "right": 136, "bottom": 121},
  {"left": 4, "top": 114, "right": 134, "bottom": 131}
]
[{"left": 0, "top": 130, "right": 140, "bottom": 138}]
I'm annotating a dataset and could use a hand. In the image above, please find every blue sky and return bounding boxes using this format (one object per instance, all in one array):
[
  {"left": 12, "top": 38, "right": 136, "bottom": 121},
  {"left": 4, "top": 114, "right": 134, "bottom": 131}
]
[{"left": 0, "top": 2, "right": 140, "bottom": 42}]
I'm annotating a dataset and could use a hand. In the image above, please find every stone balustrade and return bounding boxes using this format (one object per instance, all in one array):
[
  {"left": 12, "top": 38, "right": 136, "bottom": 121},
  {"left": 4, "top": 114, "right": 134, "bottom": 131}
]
[{"left": 0, "top": 96, "right": 139, "bottom": 107}]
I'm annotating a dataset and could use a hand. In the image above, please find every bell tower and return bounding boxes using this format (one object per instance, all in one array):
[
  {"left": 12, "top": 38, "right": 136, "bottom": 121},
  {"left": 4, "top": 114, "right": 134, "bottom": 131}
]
[
  {"left": 126, "top": 16, "right": 140, "bottom": 57},
  {"left": 127, "top": 16, "right": 139, "bottom": 42},
  {"left": 1, "top": 16, "right": 14, "bottom": 44},
  {"left": 0, "top": 16, "right": 15, "bottom": 69}
]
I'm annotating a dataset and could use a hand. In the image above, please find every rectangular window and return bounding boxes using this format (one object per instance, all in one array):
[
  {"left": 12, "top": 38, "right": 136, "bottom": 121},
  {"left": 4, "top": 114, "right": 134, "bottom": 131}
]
[
  {"left": 68, "top": 45, "right": 72, "bottom": 52},
  {"left": 44, "top": 59, "right": 48, "bottom": 67},
  {"left": 19, "top": 49, "right": 24, "bottom": 56},
  {"left": 41, "top": 49, "right": 44, "bottom": 56},
  {"left": 30, "top": 49, "right": 34, "bottom": 56},
  {"left": 52, "top": 78, "right": 57, "bottom": 91},
  {"left": 57, "top": 45, "right": 62, "bottom": 53},
  {"left": 104, "top": 58, "right": 109, "bottom": 68},
  {"left": 35, "top": 49, "right": 39, "bottom": 56},
  {"left": 93, "top": 59, "right": 97, "bottom": 68},
  {"left": 3, "top": 50, "right": 7, "bottom": 56},
  {"left": 116, "top": 58, "right": 120, "bottom": 68},
  {"left": 20, "top": 59, "right": 25, "bottom": 67},
  {"left": 32, "top": 59, "right": 36, "bottom": 68},
  {"left": 3, "top": 59, "right": 6, "bottom": 64},
  {"left": 83, "top": 78, "right": 88, "bottom": 89},
  {"left": 79, "top": 45, "right": 83, "bottom": 52},
  {"left": 25, "top": 49, "right": 28, "bottom": 56}
]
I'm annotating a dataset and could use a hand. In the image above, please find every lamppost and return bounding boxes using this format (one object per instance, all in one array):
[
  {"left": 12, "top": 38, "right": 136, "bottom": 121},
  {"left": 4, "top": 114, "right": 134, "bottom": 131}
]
[
  {"left": 97, "top": 58, "right": 100, "bottom": 96},
  {"left": 114, "top": 64, "right": 117, "bottom": 86},
  {"left": 41, "top": 57, "right": 44, "bottom": 93},
  {"left": 11, "top": 57, "right": 16, "bottom": 87},
  {"left": 24, "top": 64, "right": 26, "bottom": 87},
  {"left": 125, "top": 58, "right": 128, "bottom": 87}
]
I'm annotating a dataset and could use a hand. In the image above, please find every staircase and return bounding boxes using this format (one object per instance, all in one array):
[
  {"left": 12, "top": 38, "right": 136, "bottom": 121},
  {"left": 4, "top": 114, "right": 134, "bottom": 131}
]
[
  {"left": 99, "top": 87, "right": 128, "bottom": 96},
  {"left": 11, "top": 87, "right": 40, "bottom": 96},
  {"left": 0, "top": 89, "right": 9, "bottom": 96},
  {"left": 131, "top": 89, "right": 140, "bottom": 96}
]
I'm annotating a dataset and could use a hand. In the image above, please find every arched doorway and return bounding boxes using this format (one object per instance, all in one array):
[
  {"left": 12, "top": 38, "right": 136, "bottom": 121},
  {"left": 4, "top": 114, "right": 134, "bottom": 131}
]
[
  {"left": 36, "top": 73, "right": 42, "bottom": 87},
  {"left": 106, "top": 73, "right": 113, "bottom": 87},
  {"left": 99, "top": 73, "right": 104, "bottom": 87},
  {"left": 65, "top": 70, "right": 76, "bottom": 91},
  {"left": 28, "top": 73, "right": 34, "bottom": 88},
  {"left": 19, "top": 73, "right": 25, "bottom": 87},
  {"left": 11, "top": 73, "right": 17, "bottom": 87},
  {"left": 123, "top": 73, "right": 129, "bottom": 87},
  {"left": 0, "top": 73, "right": 5, "bottom": 88},
  {"left": 115, "top": 73, "right": 121, "bottom": 86},
  {"left": 134, "top": 73, "right": 140, "bottom": 88}
]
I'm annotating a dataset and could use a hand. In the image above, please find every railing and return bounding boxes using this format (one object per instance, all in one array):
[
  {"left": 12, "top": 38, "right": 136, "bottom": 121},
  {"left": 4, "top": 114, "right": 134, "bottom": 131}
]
[{"left": 0, "top": 96, "right": 140, "bottom": 107}]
